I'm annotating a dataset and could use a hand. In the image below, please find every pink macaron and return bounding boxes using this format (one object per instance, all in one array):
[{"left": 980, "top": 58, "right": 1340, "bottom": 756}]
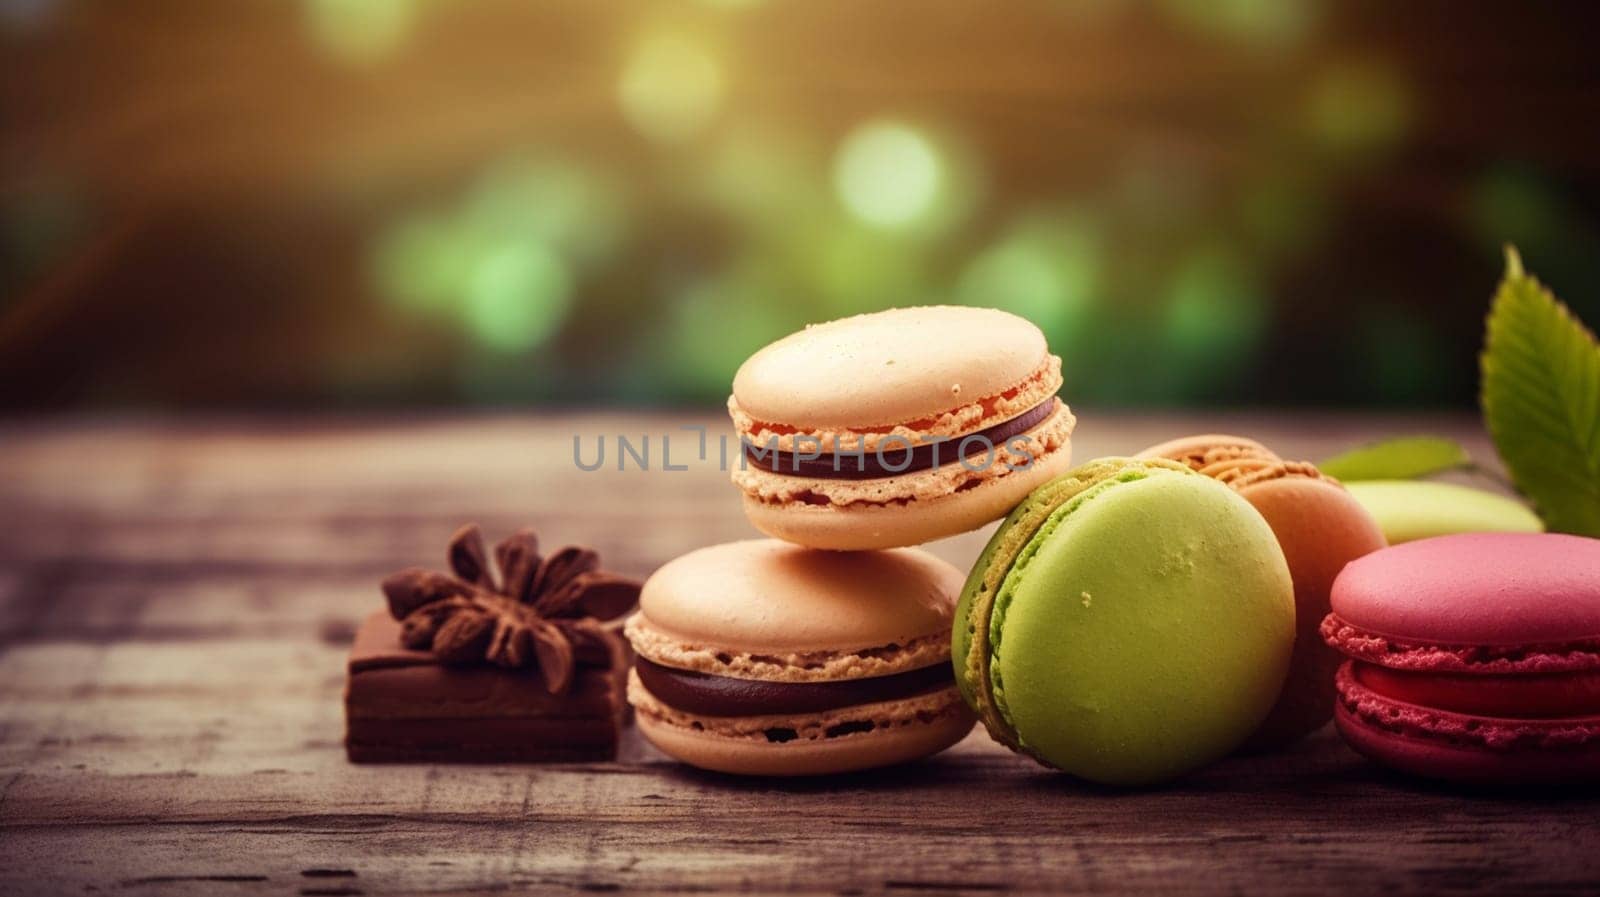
[{"left": 1322, "top": 532, "right": 1600, "bottom": 784}]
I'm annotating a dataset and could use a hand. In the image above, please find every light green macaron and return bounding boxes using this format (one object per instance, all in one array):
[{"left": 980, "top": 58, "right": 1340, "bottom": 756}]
[
  {"left": 1342, "top": 479, "right": 1544, "bottom": 544},
  {"left": 954, "top": 458, "right": 1296, "bottom": 786}
]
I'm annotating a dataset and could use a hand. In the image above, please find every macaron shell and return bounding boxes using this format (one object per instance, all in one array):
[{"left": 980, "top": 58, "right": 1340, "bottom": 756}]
[
  {"left": 1135, "top": 434, "right": 1280, "bottom": 470},
  {"left": 739, "top": 430, "right": 1075, "bottom": 551},
  {"left": 1333, "top": 665, "right": 1600, "bottom": 784},
  {"left": 632, "top": 680, "right": 975, "bottom": 776},
  {"left": 1331, "top": 533, "right": 1600, "bottom": 647},
  {"left": 732, "top": 357, "right": 1064, "bottom": 456},
  {"left": 731, "top": 306, "right": 1048, "bottom": 430},
  {"left": 1343, "top": 480, "right": 1543, "bottom": 544},
  {"left": 1233, "top": 474, "right": 1387, "bottom": 749},
  {"left": 991, "top": 473, "right": 1295, "bottom": 785},
  {"left": 952, "top": 457, "right": 1194, "bottom": 749},
  {"left": 1334, "top": 705, "right": 1600, "bottom": 785},
  {"left": 637, "top": 540, "right": 963, "bottom": 655}
]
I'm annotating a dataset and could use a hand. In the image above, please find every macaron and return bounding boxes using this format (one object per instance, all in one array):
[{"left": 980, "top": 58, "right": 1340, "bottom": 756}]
[
  {"left": 1342, "top": 479, "right": 1543, "bottom": 544},
  {"left": 1135, "top": 433, "right": 1278, "bottom": 470},
  {"left": 626, "top": 540, "right": 975, "bottom": 776},
  {"left": 954, "top": 458, "right": 1296, "bottom": 785},
  {"left": 729, "top": 306, "right": 1077, "bottom": 550},
  {"left": 1139, "top": 435, "right": 1388, "bottom": 749},
  {"left": 1323, "top": 533, "right": 1600, "bottom": 785}
]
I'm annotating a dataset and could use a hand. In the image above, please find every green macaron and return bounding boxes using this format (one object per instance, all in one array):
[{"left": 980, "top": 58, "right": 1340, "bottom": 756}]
[
  {"left": 1342, "top": 479, "right": 1543, "bottom": 544},
  {"left": 954, "top": 458, "right": 1296, "bottom": 785}
]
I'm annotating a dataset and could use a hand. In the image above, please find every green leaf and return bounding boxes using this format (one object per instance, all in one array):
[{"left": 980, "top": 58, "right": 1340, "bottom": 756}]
[
  {"left": 1480, "top": 246, "right": 1600, "bottom": 537},
  {"left": 1318, "top": 436, "right": 1472, "bottom": 481}
]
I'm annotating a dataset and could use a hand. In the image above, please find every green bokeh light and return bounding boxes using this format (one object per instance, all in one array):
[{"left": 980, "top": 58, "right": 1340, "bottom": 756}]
[
  {"left": 957, "top": 212, "right": 1100, "bottom": 340},
  {"left": 1160, "top": 0, "right": 1319, "bottom": 47},
  {"left": 664, "top": 270, "right": 801, "bottom": 398},
  {"left": 834, "top": 122, "right": 945, "bottom": 230},
  {"left": 463, "top": 242, "right": 573, "bottom": 354},
  {"left": 619, "top": 33, "right": 724, "bottom": 145},
  {"left": 1162, "top": 248, "right": 1269, "bottom": 397},
  {"left": 303, "top": 0, "right": 419, "bottom": 66},
  {"left": 370, "top": 156, "right": 623, "bottom": 352},
  {"left": 812, "top": 224, "right": 926, "bottom": 316},
  {"left": 465, "top": 158, "right": 625, "bottom": 268},
  {"left": 372, "top": 213, "right": 475, "bottom": 315},
  {"left": 1306, "top": 59, "right": 1411, "bottom": 156},
  {"left": 703, "top": 125, "right": 822, "bottom": 232}
]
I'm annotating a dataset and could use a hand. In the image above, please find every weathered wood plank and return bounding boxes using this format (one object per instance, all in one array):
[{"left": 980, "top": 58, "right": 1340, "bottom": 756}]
[
  {"left": 3, "top": 412, "right": 1583, "bottom": 896},
  {"left": 3, "top": 737, "right": 1598, "bottom": 896}
]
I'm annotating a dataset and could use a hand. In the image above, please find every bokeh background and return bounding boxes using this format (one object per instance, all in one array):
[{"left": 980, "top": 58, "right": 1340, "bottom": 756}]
[{"left": 3, "top": 0, "right": 1598, "bottom": 411}]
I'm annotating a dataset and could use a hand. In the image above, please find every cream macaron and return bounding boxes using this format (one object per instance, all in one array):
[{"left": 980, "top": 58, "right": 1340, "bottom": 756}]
[
  {"left": 728, "top": 306, "right": 1077, "bottom": 550},
  {"left": 625, "top": 540, "right": 976, "bottom": 776}
]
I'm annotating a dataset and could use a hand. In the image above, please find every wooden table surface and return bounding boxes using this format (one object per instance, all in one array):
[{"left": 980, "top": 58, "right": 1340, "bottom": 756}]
[{"left": 2, "top": 411, "right": 1597, "bottom": 896}]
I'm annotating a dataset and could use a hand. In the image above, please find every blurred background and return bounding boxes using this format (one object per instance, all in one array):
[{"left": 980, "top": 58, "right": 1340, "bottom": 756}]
[{"left": 2, "top": 0, "right": 1598, "bottom": 412}]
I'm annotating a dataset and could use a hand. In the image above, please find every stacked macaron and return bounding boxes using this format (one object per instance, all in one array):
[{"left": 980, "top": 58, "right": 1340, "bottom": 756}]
[
  {"left": 627, "top": 307, "right": 1076, "bottom": 775},
  {"left": 728, "top": 305, "right": 1077, "bottom": 550}
]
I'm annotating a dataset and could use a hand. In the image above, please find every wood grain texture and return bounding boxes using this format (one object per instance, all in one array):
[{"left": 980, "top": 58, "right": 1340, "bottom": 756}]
[{"left": 1, "top": 412, "right": 1597, "bottom": 896}]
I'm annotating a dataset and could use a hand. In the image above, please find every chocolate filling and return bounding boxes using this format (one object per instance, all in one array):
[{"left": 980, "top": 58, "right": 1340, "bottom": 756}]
[
  {"left": 742, "top": 397, "right": 1056, "bottom": 480},
  {"left": 635, "top": 657, "right": 953, "bottom": 717}
]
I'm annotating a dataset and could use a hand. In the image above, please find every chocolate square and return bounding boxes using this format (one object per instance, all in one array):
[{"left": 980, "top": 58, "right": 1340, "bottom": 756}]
[{"left": 344, "top": 611, "right": 628, "bottom": 763}]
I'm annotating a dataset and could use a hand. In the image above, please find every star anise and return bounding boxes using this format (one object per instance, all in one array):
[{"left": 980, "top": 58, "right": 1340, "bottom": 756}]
[{"left": 380, "top": 524, "right": 640, "bottom": 693}]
